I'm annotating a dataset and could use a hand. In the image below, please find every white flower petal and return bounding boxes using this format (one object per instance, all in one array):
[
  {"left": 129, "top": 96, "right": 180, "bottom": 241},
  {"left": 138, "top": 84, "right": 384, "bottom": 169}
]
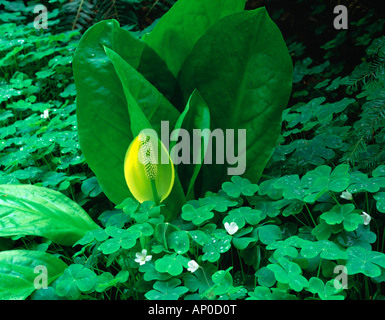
[
  {"left": 224, "top": 221, "right": 238, "bottom": 235},
  {"left": 135, "top": 249, "right": 151, "bottom": 265},
  {"left": 340, "top": 191, "right": 353, "bottom": 200},
  {"left": 187, "top": 260, "right": 199, "bottom": 273},
  {"left": 361, "top": 211, "right": 371, "bottom": 225}
]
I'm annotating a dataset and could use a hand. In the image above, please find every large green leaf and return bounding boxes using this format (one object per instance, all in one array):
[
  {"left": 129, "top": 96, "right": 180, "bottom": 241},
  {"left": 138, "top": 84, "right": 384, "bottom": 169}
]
[
  {"left": 171, "top": 89, "right": 211, "bottom": 199},
  {"left": 143, "top": 0, "right": 247, "bottom": 77},
  {"left": 104, "top": 46, "right": 185, "bottom": 219},
  {"left": 73, "top": 20, "right": 179, "bottom": 205},
  {"left": 0, "top": 250, "right": 67, "bottom": 300},
  {"left": 178, "top": 8, "right": 293, "bottom": 193},
  {"left": 0, "top": 184, "right": 99, "bottom": 246},
  {"left": 103, "top": 46, "right": 179, "bottom": 137}
]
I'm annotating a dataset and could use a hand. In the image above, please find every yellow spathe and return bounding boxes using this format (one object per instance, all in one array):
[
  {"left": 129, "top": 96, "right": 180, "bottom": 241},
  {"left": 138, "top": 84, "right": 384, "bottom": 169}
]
[{"left": 124, "top": 131, "right": 174, "bottom": 204}]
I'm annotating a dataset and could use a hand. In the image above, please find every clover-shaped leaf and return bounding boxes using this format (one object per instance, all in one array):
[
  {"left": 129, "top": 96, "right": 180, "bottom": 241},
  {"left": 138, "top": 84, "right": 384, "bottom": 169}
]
[
  {"left": 315, "top": 97, "right": 354, "bottom": 122},
  {"left": 210, "top": 268, "right": 233, "bottom": 296},
  {"left": 345, "top": 246, "right": 385, "bottom": 277},
  {"left": 145, "top": 278, "right": 188, "bottom": 300},
  {"left": 154, "top": 253, "right": 189, "bottom": 276},
  {"left": 373, "top": 192, "right": 385, "bottom": 213},
  {"left": 95, "top": 271, "right": 129, "bottom": 293},
  {"left": 302, "top": 164, "right": 350, "bottom": 202},
  {"left": 198, "top": 190, "right": 238, "bottom": 212},
  {"left": 75, "top": 228, "right": 108, "bottom": 246},
  {"left": 128, "top": 222, "right": 154, "bottom": 237},
  {"left": 253, "top": 199, "right": 283, "bottom": 218},
  {"left": 255, "top": 267, "right": 276, "bottom": 287},
  {"left": 183, "top": 264, "right": 215, "bottom": 294},
  {"left": 98, "top": 226, "right": 141, "bottom": 254},
  {"left": 372, "top": 165, "right": 385, "bottom": 177},
  {"left": 131, "top": 201, "right": 161, "bottom": 224},
  {"left": 255, "top": 224, "right": 282, "bottom": 245},
  {"left": 347, "top": 171, "right": 381, "bottom": 193},
  {"left": 320, "top": 204, "right": 363, "bottom": 232},
  {"left": 98, "top": 209, "right": 130, "bottom": 228},
  {"left": 55, "top": 264, "right": 97, "bottom": 299},
  {"left": 222, "top": 176, "right": 258, "bottom": 198},
  {"left": 205, "top": 267, "right": 243, "bottom": 297},
  {"left": 223, "top": 207, "right": 264, "bottom": 228},
  {"left": 115, "top": 197, "right": 139, "bottom": 215},
  {"left": 81, "top": 176, "right": 102, "bottom": 197},
  {"left": 290, "top": 138, "right": 335, "bottom": 166},
  {"left": 139, "top": 261, "right": 173, "bottom": 281},
  {"left": 311, "top": 221, "right": 343, "bottom": 240},
  {"left": 202, "top": 231, "right": 232, "bottom": 262},
  {"left": 273, "top": 175, "right": 307, "bottom": 200},
  {"left": 168, "top": 231, "right": 190, "bottom": 254},
  {"left": 300, "top": 239, "right": 347, "bottom": 260},
  {"left": 267, "top": 258, "right": 308, "bottom": 292},
  {"left": 307, "top": 277, "right": 345, "bottom": 300},
  {"left": 188, "top": 230, "right": 209, "bottom": 246},
  {"left": 257, "top": 178, "right": 283, "bottom": 200},
  {"left": 281, "top": 199, "right": 304, "bottom": 217},
  {"left": 337, "top": 224, "right": 376, "bottom": 250},
  {"left": 232, "top": 237, "right": 254, "bottom": 250},
  {"left": 154, "top": 222, "right": 180, "bottom": 249},
  {"left": 181, "top": 203, "right": 215, "bottom": 226},
  {"left": 247, "top": 287, "right": 298, "bottom": 300},
  {"left": 266, "top": 236, "right": 304, "bottom": 259}
]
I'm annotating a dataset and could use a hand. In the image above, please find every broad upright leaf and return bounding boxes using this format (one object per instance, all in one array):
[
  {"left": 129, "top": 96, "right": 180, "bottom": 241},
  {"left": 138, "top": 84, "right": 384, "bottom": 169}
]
[
  {"left": 0, "top": 184, "right": 99, "bottom": 246},
  {"left": 73, "top": 20, "right": 179, "bottom": 205},
  {"left": 103, "top": 46, "right": 179, "bottom": 137},
  {"left": 171, "top": 89, "right": 211, "bottom": 199},
  {"left": 178, "top": 8, "right": 293, "bottom": 192},
  {"left": 143, "top": 0, "right": 247, "bottom": 77},
  {"left": 0, "top": 250, "right": 67, "bottom": 300},
  {"left": 104, "top": 46, "right": 185, "bottom": 219}
]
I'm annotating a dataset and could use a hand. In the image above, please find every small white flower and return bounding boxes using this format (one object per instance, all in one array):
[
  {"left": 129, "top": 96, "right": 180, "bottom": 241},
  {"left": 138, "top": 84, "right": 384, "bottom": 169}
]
[
  {"left": 224, "top": 221, "right": 238, "bottom": 235},
  {"left": 187, "top": 260, "right": 199, "bottom": 273},
  {"left": 135, "top": 249, "right": 152, "bottom": 265},
  {"left": 361, "top": 211, "right": 371, "bottom": 225},
  {"left": 340, "top": 190, "right": 353, "bottom": 200},
  {"left": 41, "top": 109, "right": 49, "bottom": 119}
]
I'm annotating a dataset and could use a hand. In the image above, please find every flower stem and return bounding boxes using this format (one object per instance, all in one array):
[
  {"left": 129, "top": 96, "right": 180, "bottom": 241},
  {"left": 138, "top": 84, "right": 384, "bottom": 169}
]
[
  {"left": 150, "top": 179, "right": 160, "bottom": 205},
  {"left": 305, "top": 203, "right": 317, "bottom": 227}
]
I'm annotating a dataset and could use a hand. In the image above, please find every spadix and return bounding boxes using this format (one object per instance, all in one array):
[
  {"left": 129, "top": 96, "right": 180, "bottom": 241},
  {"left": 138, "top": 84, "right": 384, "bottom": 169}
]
[{"left": 124, "top": 130, "right": 175, "bottom": 205}]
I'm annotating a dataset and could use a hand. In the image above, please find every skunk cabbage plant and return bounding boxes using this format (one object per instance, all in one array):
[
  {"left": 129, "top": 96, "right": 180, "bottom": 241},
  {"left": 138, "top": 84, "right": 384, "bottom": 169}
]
[{"left": 73, "top": 0, "right": 293, "bottom": 220}]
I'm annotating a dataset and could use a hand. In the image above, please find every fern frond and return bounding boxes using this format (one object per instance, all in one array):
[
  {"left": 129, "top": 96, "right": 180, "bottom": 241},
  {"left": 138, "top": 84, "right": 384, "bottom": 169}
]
[
  {"left": 349, "top": 36, "right": 385, "bottom": 88},
  {"left": 341, "top": 136, "right": 367, "bottom": 167},
  {"left": 57, "top": 0, "right": 95, "bottom": 32}
]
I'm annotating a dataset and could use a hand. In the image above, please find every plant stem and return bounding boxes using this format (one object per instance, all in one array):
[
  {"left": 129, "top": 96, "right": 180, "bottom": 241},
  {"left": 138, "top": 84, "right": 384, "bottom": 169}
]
[
  {"left": 150, "top": 179, "right": 160, "bottom": 205},
  {"left": 364, "top": 275, "right": 370, "bottom": 299},
  {"left": 237, "top": 249, "right": 245, "bottom": 283},
  {"left": 305, "top": 203, "right": 317, "bottom": 227},
  {"left": 328, "top": 190, "right": 340, "bottom": 205}
]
